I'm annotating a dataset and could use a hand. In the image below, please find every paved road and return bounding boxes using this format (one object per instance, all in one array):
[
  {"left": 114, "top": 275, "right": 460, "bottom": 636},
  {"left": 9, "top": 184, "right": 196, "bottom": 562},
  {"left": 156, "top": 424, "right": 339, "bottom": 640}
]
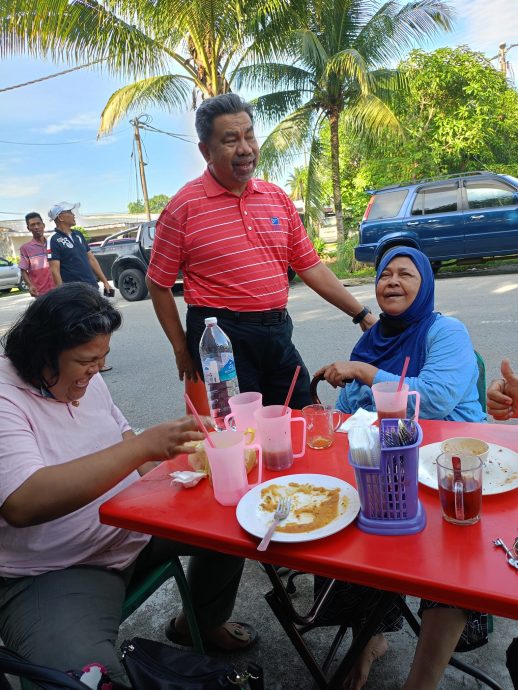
[{"left": 1, "top": 273, "right": 517, "bottom": 688}]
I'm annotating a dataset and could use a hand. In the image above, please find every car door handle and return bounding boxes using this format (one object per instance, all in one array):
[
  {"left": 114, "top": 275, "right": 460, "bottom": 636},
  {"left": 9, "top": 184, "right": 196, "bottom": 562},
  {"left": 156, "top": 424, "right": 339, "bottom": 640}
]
[
  {"left": 427, "top": 219, "right": 439, "bottom": 223},
  {"left": 406, "top": 221, "right": 419, "bottom": 226},
  {"left": 470, "top": 214, "right": 485, "bottom": 220}
]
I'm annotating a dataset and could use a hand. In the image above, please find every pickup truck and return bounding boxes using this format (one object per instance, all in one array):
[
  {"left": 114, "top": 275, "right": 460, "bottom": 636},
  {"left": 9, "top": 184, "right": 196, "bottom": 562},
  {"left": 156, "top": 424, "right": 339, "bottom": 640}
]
[
  {"left": 91, "top": 219, "right": 296, "bottom": 301},
  {"left": 89, "top": 221, "right": 170, "bottom": 301}
]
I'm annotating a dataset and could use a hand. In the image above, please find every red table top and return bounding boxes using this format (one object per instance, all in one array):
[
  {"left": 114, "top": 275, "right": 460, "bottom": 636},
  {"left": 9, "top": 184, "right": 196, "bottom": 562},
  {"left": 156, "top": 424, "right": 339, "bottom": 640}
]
[{"left": 99, "top": 419, "right": 518, "bottom": 620}]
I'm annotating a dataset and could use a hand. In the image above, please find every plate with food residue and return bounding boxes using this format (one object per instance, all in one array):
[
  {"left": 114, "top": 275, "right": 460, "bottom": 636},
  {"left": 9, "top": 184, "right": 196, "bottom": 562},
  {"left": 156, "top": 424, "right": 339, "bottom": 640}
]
[
  {"left": 236, "top": 474, "right": 360, "bottom": 543},
  {"left": 419, "top": 442, "right": 518, "bottom": 495}
]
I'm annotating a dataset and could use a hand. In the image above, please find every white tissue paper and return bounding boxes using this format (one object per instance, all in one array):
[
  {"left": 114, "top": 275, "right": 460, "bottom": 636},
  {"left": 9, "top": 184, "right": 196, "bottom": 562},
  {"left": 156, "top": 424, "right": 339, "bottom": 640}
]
[
  {"left": 170, "top": 470, "right": 207, "bottom": 488},
  {"left": 337, "top": 407, "right": 378, "bottom": 432}
]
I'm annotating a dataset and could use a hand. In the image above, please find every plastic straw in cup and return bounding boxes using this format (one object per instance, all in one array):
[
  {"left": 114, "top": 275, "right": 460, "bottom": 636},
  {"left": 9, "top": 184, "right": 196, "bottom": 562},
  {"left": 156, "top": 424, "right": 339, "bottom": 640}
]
[
  {"left": 397, "top": 356, "right": 410, "bottom": 393},
  {"left": 282, "top": 365, "right": 301, "bottom": 415},
  {"left": 184, "top": 393, "right": 215, "bottom": 448}
]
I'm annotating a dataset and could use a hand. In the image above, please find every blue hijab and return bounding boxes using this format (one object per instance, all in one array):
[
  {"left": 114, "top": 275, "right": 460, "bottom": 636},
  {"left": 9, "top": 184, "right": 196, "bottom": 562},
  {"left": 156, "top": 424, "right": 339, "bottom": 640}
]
[{"left": 350, "top": 247, "right": 438, "bottom": 377}]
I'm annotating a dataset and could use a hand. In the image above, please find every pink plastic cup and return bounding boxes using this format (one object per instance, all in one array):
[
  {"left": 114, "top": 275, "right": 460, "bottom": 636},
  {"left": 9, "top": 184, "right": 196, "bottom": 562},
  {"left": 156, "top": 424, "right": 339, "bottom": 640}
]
[
  {"left": 254, "top": 405, "right": 306, "bottom": 471},
  {"left": 224, "top": 392, "right": 263, "bottom": 436},
  {"left": 204, "top": 431, "right": 262, "bottom": 506},
  {"left": 371, "top": 381, "right": 420, "bottom": 422}
]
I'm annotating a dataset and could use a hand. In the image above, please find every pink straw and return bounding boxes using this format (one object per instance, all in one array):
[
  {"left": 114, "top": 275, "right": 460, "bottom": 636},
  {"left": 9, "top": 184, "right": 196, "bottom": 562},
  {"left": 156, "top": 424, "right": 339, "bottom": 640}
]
[
  {"left": 282, "top": 365, "right": 301, "bottom": 415},
  {"left": 397, "top": 356, "right": 410, "bottom": 392},
  {"left": 184, "top": 393, "right": 215, "bottom": 447}
]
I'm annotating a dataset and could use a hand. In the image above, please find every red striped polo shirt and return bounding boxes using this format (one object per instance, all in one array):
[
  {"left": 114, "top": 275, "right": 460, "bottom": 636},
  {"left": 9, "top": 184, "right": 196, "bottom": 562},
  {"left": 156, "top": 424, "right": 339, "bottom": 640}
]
[{"left": 147, "top": 169, "right": 320, "bottom": 311}]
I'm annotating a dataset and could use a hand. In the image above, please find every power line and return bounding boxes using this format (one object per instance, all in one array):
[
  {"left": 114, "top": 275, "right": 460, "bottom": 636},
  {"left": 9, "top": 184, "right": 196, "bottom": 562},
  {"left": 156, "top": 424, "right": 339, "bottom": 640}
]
[
  {"left": 0, "top": 61, "right": 102, "bottom": 94},
  {"left": 0, "top": 127, "right": 130, "bottom": 147}
]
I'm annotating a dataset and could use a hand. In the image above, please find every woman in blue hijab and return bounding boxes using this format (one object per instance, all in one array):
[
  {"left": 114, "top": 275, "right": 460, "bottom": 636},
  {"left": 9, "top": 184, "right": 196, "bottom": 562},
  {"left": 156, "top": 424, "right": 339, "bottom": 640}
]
[
  {"left": 316, "top": 246, "right": 484, "bottom": 422},
  {"left": 314, "top": 247, "right": 487, "bottom": 690}
]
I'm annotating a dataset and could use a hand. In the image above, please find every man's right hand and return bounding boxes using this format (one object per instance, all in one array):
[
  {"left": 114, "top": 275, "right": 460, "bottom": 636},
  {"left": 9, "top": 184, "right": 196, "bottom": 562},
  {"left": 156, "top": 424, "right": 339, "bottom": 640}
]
[
  {"left": 487, "top": 359, "right": 518, "bottom": 420},
  {"left": 175, "top": 346, "right": 199, "bottom": 382}
]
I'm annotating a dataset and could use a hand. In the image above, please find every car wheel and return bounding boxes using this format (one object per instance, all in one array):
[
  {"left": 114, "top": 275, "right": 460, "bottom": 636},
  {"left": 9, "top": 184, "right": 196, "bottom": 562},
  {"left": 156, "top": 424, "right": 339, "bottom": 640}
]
[
  {"left": 375, "top": 243, "right": 415, "bottom": 269},
  {"left": 431, "top": 261, "right": 441, "bottom": 275},
  {"left": 18, "top": 278, "right": 28, "bottom": 292},
  {"left": 118, "top": 268, "right": 148, "bottom": 301}
]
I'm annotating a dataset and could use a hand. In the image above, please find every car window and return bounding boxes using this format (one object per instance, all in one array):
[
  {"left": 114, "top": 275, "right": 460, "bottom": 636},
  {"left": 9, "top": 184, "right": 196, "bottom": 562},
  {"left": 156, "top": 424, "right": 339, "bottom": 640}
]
[
  {"left": 368, "top": 190, "right": 408, "bottom": 220},
  {"left": 0, "top": 258, "right": 9, "bottom": 267},
  {"left": 465, "top": 181, "right": 517, "bottom": 209},
  {"left": 142, "top": 223, "right": 155, "bottom": 248},
  {"left": 411, "top": 185, "right": 458, "bottom": 216}
]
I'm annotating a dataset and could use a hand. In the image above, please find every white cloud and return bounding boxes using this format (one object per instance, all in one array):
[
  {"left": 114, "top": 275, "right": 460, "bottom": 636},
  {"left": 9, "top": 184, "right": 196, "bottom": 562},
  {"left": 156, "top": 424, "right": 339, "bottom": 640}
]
[
  {"left": 41, "top": 113, "right": 100, "bottom": 134},
  {"left": 449, "top": 0, "right": 518, "bottom": 55},
  {"left": 0, "top": 173, "right": 58, "bottom": 200}
]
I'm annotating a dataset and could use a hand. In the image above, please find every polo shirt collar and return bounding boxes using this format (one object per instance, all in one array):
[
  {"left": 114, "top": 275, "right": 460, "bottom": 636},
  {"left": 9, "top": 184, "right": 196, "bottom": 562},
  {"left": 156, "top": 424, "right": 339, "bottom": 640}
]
[{"left": 201, "top": 168, "right": 265, "bottom": 198}]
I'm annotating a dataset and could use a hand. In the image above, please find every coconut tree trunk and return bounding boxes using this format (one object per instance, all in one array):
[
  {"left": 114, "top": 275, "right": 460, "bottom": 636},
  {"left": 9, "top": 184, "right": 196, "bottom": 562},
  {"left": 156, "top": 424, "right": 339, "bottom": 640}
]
[{"left": 328, "top": 109, "right": 345, "bottom": 241}]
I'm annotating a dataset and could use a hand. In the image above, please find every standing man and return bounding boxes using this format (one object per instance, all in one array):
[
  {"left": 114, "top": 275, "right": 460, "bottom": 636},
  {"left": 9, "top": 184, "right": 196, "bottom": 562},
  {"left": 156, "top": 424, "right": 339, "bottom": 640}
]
[
  {"left": 146, "top": 93, "right": 376, "bottom": 407},
  {"left": 48, "top": 202, "right": 111, "bottom": 294},
  {"left": 48, "top": 201, "right": 113, "bottom": 372},
  {"left": 19, "top": 213, "right": 55, "bottom": 297}
]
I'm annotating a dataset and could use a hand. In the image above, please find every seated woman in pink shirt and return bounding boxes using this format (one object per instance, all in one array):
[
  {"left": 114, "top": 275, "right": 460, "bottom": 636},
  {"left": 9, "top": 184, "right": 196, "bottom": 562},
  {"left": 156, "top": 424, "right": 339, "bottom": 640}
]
[{"left": 0, "top": 283, "right": 255, "bottom": 688}]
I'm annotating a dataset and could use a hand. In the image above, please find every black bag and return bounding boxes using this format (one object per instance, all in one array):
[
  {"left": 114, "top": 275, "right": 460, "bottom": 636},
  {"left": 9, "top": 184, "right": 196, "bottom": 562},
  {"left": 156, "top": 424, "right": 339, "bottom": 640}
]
[
  {"left": 0, "top": 646, "right": 90, "bottom": 690},
  {"left": 121, "top": 637, "right": 264, "bottom": 690}
]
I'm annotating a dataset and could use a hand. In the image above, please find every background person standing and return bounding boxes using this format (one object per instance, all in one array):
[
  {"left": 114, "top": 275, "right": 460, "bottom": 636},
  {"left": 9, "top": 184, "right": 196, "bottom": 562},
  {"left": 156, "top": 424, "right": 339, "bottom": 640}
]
[
  {"left": 49, "top": 202, "right": 114, "bottom": 372},
  {"left": 19, "top": 212, "right": 55, "bottom": 297},
  {"left": 146, "top": 93, "right": 375, "bottom": 408}
]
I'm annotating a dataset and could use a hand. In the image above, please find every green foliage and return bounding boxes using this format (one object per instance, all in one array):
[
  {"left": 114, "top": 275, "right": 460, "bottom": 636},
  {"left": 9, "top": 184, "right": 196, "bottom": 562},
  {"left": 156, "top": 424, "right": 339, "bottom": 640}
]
[
  {"left": 5, "top": 255, "right": 19, "bottom": 265},
  {"left": 72, "top": 225, "right": 91, "bottom": 242},
  {"left": 334, "top": 236, "right": 363, "bottom": 275},
  {"left": 312, "top": 236, "right": 327, "bottom": 257},
  {"left": 128, "top": 194, "right": 170, "bottom": 214}
]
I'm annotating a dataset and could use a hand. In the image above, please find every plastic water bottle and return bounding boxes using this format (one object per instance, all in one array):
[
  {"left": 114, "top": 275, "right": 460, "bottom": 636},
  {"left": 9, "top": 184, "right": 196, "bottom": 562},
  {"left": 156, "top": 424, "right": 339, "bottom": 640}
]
[{"left": 199, "top": 317, "right": 240, "bottom": 431}]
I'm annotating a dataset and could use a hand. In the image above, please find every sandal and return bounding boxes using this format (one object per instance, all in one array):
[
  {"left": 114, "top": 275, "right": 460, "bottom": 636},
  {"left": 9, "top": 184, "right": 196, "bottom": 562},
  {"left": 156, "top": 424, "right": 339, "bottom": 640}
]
[{"left": 165, "top": 618, "right": 258, "bottom": 653}]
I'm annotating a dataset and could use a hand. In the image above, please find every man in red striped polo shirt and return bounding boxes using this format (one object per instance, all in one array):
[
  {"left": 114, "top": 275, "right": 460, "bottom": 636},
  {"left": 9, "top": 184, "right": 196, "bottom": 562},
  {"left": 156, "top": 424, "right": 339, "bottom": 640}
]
[{"left": 147, "top": 94, "right": 376, "bottom": 408}]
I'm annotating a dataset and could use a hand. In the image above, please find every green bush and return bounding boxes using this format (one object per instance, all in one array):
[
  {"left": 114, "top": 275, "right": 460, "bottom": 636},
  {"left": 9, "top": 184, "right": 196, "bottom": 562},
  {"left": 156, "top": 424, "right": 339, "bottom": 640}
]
[{"left": 312, "top": 236, "right": 327, "bottom": 258}]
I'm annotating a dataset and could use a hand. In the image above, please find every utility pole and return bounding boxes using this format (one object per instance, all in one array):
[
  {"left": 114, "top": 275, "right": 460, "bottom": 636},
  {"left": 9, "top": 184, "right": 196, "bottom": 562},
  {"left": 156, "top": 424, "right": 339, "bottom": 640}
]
[
  {"left": 492, "top": 42, "right": 518, "bottom": 79},
  {"left": 131, "top": 117, "right": 151, "bottom": 221}
]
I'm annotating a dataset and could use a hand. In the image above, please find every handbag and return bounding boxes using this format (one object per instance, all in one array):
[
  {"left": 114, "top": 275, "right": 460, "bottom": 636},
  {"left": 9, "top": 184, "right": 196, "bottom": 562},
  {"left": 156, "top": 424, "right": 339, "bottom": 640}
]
[
  {"left": 0, "top": 646, "right": 90, "bottom": 690},
  {"left": 121, "top": 637, "right": 264, "bottom": 690}
]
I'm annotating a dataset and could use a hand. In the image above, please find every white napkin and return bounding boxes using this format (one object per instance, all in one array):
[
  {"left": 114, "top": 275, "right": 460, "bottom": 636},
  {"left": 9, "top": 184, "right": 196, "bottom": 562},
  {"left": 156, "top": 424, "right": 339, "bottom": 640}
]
[
  {"left": 170, "top": 470, "right": 206, "bottom": 488},
  {"left": 337, "top": 407, "right": 378, "bottom": 433}
]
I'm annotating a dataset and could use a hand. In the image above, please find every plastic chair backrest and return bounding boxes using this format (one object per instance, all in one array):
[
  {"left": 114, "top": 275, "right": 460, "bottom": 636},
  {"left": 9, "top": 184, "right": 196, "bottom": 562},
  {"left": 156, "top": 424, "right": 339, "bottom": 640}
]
[
  {"left": 475, "top": 350, "right": 486, "bottom": 413},
  {"left": 185, "top": 376, "right": 210, "bottom": 415}
]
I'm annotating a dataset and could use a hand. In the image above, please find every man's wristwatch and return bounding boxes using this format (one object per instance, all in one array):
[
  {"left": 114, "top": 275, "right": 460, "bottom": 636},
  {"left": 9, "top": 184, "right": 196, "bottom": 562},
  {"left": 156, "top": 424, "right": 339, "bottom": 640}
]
[{"left": 352, "top": 306, "right": 372, "bottom": 324}]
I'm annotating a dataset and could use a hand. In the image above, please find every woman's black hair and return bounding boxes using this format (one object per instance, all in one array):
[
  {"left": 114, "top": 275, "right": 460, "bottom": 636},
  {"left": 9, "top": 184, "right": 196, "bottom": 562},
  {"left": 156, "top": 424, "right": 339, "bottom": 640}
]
[{"left": 2, "top": 282, "right": 122, "bottom": 389}]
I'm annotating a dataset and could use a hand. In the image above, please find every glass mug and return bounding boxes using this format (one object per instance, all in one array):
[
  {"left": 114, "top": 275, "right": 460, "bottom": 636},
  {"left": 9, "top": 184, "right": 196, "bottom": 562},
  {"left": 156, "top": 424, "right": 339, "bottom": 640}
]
[
  {"left": 301, "top": 404, "right": 344, "bottom": 449},
  {"left": 436, "top": 453, "right": 483, "bottom": 525}
]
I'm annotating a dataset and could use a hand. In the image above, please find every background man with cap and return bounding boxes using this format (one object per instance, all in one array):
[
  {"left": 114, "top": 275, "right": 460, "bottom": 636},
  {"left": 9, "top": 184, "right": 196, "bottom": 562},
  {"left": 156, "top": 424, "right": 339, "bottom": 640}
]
[
  {"left": 48, "top": 202, "right": 111, "bottom": 294},
  {"left": 49, "top": 202, "right": 113, "bottom": 371},
  {"left": 19, "top": 212, "right": 54, "bottom": 297}
]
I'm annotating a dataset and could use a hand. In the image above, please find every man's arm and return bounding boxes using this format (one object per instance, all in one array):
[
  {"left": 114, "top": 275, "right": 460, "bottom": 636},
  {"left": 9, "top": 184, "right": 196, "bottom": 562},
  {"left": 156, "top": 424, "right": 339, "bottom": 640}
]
[
  {"left": 21, "top": 269, "right": 37, "bottom": 297},
  {"left": 298, "top": 262, "right": 377, "bottom": 331},
  {"left": 146, "top": 277, "right": 198, "bottom": 381},
  {"left": 87, "top": 251, "right": 111, "bottom": 292},
  {"left": 49, "top": 260, "right": 63, "bottom": 286}
]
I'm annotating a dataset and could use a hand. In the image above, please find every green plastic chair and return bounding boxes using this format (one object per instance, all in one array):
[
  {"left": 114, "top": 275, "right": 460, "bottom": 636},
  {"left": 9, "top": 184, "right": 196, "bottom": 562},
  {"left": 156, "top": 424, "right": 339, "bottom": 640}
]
[
  {"left": 475, "top": 350, "right": 486, "bottom": 413},
  {"left": 20, "top": 557, "right": 203, "bottom": 690}
]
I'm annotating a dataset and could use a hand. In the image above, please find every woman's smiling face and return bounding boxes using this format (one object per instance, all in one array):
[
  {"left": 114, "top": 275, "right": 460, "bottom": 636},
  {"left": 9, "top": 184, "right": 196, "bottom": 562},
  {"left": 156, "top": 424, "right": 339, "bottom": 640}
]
[
  {"left": 376, "top": 256, "right": 422, "bottom": 316},
  {"left": 44, "top": 334, "right": 111, "bottom": 403}
]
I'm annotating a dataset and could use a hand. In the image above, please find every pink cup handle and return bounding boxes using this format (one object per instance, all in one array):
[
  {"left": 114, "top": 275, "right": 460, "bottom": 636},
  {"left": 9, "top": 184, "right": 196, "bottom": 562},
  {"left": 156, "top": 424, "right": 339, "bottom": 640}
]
[
  {"left": 247, "top": 444, "right": 263, "bottom": 488},
  {"left": 292, "top": 417, "right": 307, "bottom": 458},
  {"left": 223, "top": 412, "right": 235, "bottom": 431},
  {"left": 409, "top": 391, "right": 420, "bottom": 422}
]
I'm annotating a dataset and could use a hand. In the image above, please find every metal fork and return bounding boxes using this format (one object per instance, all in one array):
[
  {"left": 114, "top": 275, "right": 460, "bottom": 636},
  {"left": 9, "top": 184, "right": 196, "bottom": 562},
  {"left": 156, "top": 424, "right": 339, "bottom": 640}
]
[{"left": 257, "top": 498, "right": 292, "bottom": 551}]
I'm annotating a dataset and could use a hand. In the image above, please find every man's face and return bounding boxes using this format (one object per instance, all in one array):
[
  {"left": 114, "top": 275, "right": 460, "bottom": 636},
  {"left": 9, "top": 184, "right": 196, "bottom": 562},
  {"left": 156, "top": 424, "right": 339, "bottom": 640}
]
[
  {"left": 57, "top": 209, "right": 76, "bottom": 227},
  {"left": 199, "top": 111, "right": 259, "bottom": 195},
  {"left": 27, "top": 216, "right": 45, "bottom": 241}
]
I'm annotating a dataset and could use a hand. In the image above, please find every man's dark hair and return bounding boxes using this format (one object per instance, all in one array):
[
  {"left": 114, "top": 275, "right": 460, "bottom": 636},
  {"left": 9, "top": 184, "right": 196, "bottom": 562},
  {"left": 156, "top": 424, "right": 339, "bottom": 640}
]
[
  {"left": 25, "top": 212, "right": 43, "bottom": 226},
  {"left": 2, "top": 283, "right": 122, "bottom": 390},
  {"left": 195, "top": 94, "right": 254, "bottom": 144}
]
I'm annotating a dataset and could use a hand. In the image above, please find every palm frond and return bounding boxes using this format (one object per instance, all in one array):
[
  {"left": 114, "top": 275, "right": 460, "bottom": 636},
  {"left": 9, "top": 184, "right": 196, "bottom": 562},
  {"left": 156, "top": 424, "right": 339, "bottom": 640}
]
[
  {"left": 342, "top": 92, "right": 403, "bottom": 142},
  {"left": 233, "top": 62, "right": 312, "bottom": 93},
  {"left": 252, "top": 90, "right": 314, "bottom": 125},
  {"left": 324, "top": 48, "right": 371, "bottom": 94},
  {"left": 98, "top": 74, "right": 193, "bottom": 135}
]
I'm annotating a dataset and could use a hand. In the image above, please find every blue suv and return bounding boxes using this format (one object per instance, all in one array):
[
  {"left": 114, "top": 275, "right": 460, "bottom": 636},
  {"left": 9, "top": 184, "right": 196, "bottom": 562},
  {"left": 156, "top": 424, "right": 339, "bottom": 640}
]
[{"left": 355, "top": 171, "right": 518, "bottom": 272}]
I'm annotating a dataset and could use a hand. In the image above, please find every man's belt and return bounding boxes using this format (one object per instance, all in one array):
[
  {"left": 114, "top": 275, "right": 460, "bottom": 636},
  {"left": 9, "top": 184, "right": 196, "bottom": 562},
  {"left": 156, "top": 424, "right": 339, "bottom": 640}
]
[{"left": 188, "top": 306, "right": 288, "bottom": 325}]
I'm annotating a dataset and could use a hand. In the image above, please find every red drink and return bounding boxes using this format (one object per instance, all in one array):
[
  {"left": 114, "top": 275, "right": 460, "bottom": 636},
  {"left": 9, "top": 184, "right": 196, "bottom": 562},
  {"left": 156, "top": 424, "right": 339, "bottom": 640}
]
[
  {"left": 377, "top": 408, "right": 407, "bottom": 421},
  {"left": 263, "top": 449, "right": 293, "bottom": 471},
  {"left": 439, "top": 475, "right": 482, "bottom": 524}
]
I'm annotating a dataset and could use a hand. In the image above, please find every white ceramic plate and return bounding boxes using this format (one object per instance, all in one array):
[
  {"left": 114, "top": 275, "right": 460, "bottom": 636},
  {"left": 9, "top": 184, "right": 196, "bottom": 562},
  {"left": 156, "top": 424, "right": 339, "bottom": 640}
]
[
  {"left": 236, "top": 473, "right": 360, "bottom": 543},
  {"left": 419, "top": 442, "right": 518, "bottom": 495}
]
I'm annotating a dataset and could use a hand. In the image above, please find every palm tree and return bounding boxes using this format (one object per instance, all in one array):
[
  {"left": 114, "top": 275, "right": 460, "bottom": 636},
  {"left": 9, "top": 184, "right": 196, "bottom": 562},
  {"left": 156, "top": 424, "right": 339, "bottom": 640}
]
[
  {"left": 0, "top": 0, "right": 292, "bottom": 135},
  {"left": 286, "top": 165, "right": 307, "bottom": 201},
  {"left": 235, "top": 0, "right": 453, "bottom": 240}
]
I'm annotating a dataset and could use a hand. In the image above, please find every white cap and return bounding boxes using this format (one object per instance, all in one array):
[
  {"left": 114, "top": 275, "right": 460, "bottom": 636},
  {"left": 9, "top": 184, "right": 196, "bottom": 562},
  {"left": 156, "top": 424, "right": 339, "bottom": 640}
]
[
  {"left": 204, "top": 317, "right": 217, "bottom": 325},
  {"left": 48, "top": 201, "right": 80, "bottom": 221}
]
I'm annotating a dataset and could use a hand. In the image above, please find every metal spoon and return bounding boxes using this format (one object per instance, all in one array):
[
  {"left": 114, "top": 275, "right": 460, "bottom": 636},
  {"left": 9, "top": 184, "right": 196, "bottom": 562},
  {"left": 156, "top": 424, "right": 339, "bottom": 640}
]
[{"left": 493, "top": 538, "right": 518, "bottom": 569}]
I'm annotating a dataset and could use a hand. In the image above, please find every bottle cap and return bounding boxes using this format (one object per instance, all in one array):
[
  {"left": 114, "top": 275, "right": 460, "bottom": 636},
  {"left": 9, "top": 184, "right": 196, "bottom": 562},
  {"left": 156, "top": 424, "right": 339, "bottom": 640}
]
[{"left": 204, "top": 317, "right": 218, "bottom": 325}]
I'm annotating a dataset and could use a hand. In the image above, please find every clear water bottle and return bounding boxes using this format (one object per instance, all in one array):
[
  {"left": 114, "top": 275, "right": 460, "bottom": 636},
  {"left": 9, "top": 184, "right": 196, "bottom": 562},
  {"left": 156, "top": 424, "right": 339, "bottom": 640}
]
[{"left": 199, "top": 317, "right": 240, "bottom": 431}]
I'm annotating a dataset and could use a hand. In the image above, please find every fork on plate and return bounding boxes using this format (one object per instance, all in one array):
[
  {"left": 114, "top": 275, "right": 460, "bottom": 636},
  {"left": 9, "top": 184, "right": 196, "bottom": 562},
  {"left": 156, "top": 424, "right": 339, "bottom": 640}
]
[{"left": 257, "top": 497, "right": 292, "bottom": 551}]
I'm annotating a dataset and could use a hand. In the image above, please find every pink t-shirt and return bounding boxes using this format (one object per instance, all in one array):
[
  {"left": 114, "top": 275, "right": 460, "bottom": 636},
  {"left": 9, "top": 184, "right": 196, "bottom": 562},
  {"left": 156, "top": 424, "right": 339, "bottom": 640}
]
[{"left": 0, "top": 357, "right": 150, "bottom": 577}]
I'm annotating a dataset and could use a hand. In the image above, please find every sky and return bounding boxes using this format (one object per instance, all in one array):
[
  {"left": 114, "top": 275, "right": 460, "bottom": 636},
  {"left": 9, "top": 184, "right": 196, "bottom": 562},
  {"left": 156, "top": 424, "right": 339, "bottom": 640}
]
[{"left": 0, "top": 0, "right": 517, "bottom": 223}]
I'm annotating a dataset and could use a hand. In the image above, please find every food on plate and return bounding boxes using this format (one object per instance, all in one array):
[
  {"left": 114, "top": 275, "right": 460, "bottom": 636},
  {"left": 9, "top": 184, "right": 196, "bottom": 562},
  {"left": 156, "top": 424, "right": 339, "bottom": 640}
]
[
  {"left": 186, "top": 440, "right": 257, "bottom": 476},
  {"left": 259, "top": 482, "right": 343, "bottom": 533}
]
